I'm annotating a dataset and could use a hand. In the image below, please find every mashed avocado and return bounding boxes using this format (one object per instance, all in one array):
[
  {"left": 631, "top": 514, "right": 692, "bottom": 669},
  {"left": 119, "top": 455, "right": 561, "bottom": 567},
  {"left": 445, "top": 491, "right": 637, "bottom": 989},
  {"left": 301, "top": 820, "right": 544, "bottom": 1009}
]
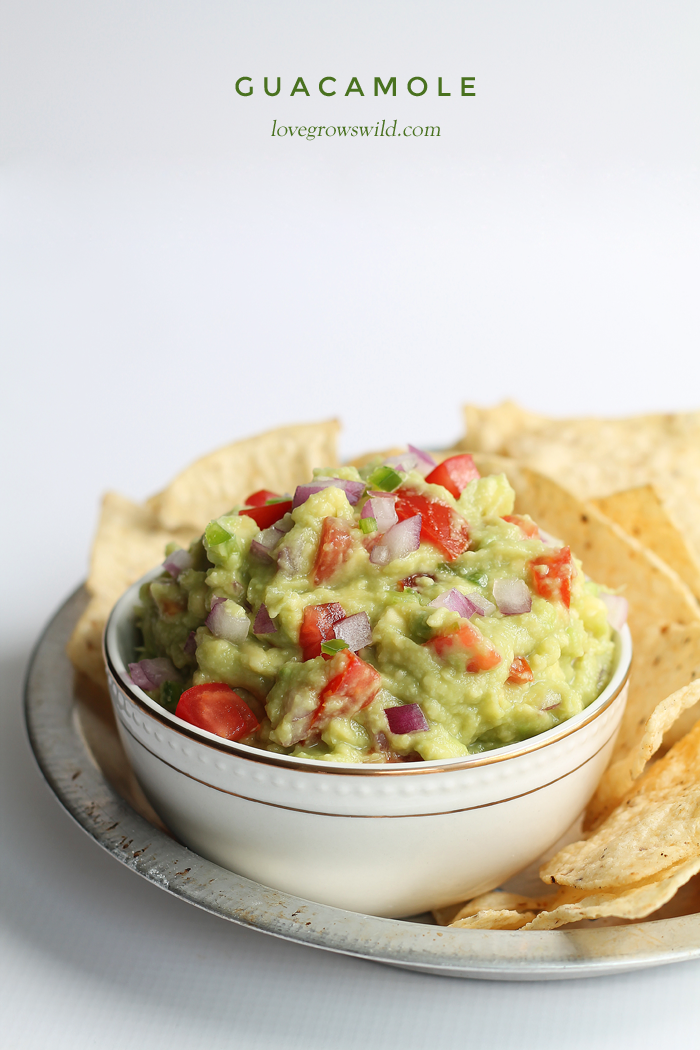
[{"left": 134, "top": 453, "right": 615, "bottom": 764}]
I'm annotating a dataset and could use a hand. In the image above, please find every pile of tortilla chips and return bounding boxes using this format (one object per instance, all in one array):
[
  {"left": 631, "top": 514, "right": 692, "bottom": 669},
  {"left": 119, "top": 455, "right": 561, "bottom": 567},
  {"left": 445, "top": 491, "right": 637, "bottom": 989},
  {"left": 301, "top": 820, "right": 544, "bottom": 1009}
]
[
  {"left": 433, "top": 402, "right": 700, "bottom": 931},
  {"left": 67, "top": 404, "right": 700, "bottom": 931}
]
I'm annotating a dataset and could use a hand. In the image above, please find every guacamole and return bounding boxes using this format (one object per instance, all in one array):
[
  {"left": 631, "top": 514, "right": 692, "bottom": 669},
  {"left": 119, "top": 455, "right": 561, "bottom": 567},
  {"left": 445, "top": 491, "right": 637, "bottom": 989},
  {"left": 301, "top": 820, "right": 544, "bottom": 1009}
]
[{"left": 132, "top": 451, "right": 615, "bottom": 763}]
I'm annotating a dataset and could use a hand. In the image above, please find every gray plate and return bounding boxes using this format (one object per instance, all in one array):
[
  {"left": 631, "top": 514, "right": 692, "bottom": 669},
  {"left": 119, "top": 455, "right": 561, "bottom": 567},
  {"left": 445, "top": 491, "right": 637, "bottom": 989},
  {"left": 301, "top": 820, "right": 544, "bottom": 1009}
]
[{"left": 24, "top": 586, "right": 700, "bottom": 981}]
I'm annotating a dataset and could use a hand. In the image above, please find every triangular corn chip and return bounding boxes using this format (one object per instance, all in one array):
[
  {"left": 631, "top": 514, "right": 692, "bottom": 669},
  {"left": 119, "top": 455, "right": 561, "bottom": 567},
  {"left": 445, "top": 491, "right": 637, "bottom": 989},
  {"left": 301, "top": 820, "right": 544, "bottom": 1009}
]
[{"left": 148, "top": 420, "right": 340, "bottom": 532}]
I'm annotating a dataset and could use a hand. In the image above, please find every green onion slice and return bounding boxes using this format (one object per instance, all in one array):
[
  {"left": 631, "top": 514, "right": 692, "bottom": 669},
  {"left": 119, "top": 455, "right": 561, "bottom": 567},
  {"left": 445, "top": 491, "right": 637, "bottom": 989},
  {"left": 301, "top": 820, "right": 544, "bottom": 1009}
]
[
  {"left": 205, "top": 522, "right": 232, "bottom": 546},
  {"left": 320, "top": 638, "right": 350, "bottom": 656},
  {"left": 367, "top": 465, "right": 403, "bottom": 492}
]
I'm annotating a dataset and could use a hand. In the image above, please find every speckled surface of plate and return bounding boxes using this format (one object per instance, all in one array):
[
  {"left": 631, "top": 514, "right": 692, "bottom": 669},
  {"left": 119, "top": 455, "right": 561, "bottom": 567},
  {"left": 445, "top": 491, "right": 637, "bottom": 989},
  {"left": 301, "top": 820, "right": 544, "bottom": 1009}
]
[{"left": 24, "top": 586, "right": 700, "bottom": 981}]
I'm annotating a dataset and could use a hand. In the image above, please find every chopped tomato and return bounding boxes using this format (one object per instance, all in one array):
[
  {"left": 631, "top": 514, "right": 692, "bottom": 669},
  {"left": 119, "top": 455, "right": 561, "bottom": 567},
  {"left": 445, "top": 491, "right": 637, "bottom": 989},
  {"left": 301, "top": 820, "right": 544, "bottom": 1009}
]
[
  {"left": 395, "top": 490, "right": 470, "bottom": 561},
  {"left": 507, "top": 656, "right": 533, "bottom": 684},
  {"left": 310, "top": 650, "right": 381, "bottom": 731},
  {"left": 175, "top": 683, "right": 259, "bottom": 741},
  {"left": 313, "top": 516, "right": 355, "bottom": 585},
  {"left": 397, "top": 573, "right": 436, "bottom": 591},
  {"left": 245, "top": 489, "right": 282, "bottom": 507},
  {"left": 240, "top": 500, "right": 293, "bottom": 529},
  {"left": 425, "top": 454, "right": 480, "bottom": 499},
  {"left": 502, "top": 514, "right": 539, "bottom": 539},
  {"left": 427, "top": 621, "right": 501, "bottom": 672},
  {"left": 299, "top": 602, "right": 346, "bottom": 660},
  {"left": 530, "top": 546, "right": 574, "bottom": 608}
]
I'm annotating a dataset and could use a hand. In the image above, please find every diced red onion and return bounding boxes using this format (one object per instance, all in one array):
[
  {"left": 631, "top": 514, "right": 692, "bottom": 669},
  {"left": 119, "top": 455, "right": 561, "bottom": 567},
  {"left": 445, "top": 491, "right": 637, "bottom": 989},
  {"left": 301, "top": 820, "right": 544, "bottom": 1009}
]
[
  {"left": 292, "top": 478, "right": 365, "bottom": 509},
  {"left": 538, "top": 529, "right": 559, "bottom": 547},
  {"left": 250, "top": 525, "right": 287, "bottom": 564},
  {"left": 260, "top": 525, "right": 285, "bottom": 548},
  {"left": 385, "top": 703, "right": 429, "bottom": 734},
  {"left": 372, "top": 730, "right": 390, "bottom": 754},
  {"left": 468, "top": 593, "right": 496, "bottom": 617},
  {"left": 206, "top": 599, "right": 250, "bottom": 643},
  {"left": 541, "top": 691, "right": 561, "bottom": 711},
  {"left": 128, "top": 664, "right": 152, "bottom": 690},
  {"left": 408, "top": 444, "right": 437, "bottom": 475},
  {"left": 128, "top": 657, "right": 180, "bottom": 691},
  {"left": 277, "top": 535, "right": 306, "bottom": 577},
  {"left": 333, "top": 611, "right": 372, "bottom": 651},
  {"left": 253, "top": 603, "right": 277, "bottom": 634},
  {"left": 250, "top": 539, "right": 276, "bottom": 564},
  {"left": 383, "top": 446, "right": 437, "bottom": 477},
  {"left": 370, "top": 515, "right": 422, "bottom": 565},
  {"left": 184, "top": 630, "right": 197, "bottom": 657},
  {"left": 369, "top": 544, "right": 391, "bottom": 566},
  {"left": 493, "top": 578, "right": 532, "bottom": 615},
  {"left": 600, "top": 593, "right": 628, "bottom": 632},
  {"left": 362, "top": 495, "right": 398, "bottom": 534},
  {"left": 229, "top": 578, "right": 245, "bottom": 600},
  {"left": 428, "top": 588, "right": 480, "bottom": 618},
  {"left": 383, "top": 452, "right": 420, "bottom": 474},
  {"left": 275, "top": 513, "right": 295, "bottom": 534},
  {"left": 163, "top": 548, "right": 192, "bottom": 579}
]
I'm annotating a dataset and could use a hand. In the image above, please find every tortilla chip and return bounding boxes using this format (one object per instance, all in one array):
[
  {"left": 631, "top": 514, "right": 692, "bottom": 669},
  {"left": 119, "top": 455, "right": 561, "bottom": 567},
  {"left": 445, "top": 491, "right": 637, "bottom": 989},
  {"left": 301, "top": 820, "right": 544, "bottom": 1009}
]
[
  {"left": 435, "top": 891, "right": 551, "bottom": 927},
  {"left": 586, "top": 624, "right": 700, "bottom": 827},
  {"left": 66, "top": 597, "right": 114, "bottom": 688},
  {"left": 463, "top": 403, "right": 700, "bottom": 567},
  {"left": 447, "top": 717, "right": 700, "bottom": 931},
  {"left": 148, "top": 420, "right": 341, "bottom": 532},
  {"left": 472, "top": 455, "right": 699, "bottom": 627},
  {"left": 462, "top": 401, "right": 549, "bottom": 455},
  {"left": 595, "top": 679, "right": 700, "bottom": 809},
  {"left": 542, "top": 716, "right": 700, "bottom": 890},
  {"left": 66, "top": 492, "right": 196, "bottom": 688},
  {"left": 593, "top": 486, "right": 700, "bottom": 600},
  {"left": 87, "top": 492, "right": 196, "bottom": 603},
  {"left": 523, "top": 857, "right": 700, "bottom": 930},
  {"left": 447, "top": 860, "right": 700, "bottom": 931},
  {"left": 452, "top": 909, "right": 537, "bottom": 930}
]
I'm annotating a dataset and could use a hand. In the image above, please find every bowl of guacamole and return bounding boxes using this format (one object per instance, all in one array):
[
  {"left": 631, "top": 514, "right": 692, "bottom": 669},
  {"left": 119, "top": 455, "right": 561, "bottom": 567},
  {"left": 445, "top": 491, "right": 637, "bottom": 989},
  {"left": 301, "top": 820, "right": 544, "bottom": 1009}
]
[
  {"left": 124, "top": 449, "right": 618, "bottom": 765},
  {"left": 103, "top": 447, "right": 631, "bottom": 915}
]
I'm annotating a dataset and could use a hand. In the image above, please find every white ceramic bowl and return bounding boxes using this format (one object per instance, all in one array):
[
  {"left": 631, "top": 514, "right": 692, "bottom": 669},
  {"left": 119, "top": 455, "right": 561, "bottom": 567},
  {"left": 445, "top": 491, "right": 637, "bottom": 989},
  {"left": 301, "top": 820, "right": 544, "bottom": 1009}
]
[{"left": 104, "top": 568, "right": 632, "bottom": 917}]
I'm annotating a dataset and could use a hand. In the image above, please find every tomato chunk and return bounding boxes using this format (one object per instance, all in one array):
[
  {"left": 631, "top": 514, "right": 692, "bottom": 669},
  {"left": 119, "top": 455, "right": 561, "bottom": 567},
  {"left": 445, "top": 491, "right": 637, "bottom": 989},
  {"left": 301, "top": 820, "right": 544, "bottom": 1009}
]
[
  {"left": 175, "top": 683, "right": 259, "bottom": 740},
  {"left": 245, "top": 489, "right": 282, "bottom": 507},
  {"left": 313, "top": 516, "right": 355, "bottom": 585},
  {"left": 427, "top": 621, "right": 501, "bottom": 672},
  {"left": 530, "top": 546, "right": 575, "bottom": 608},
  {"left": 240, "top": 500, "right": 293, "bottom": 529},
  {"left": 425, "top": 454, "right": 480, "bottom": 499},
  {"left": 397, "top": 573, "right": 436, "bottom": 591},
  {"left": 395, "top": 490, "right": 470, "bottom": 561},
  {"left": 507, "top": 656, "right": 533, "bottom": 684},
  {"left": 502, "top": 514, "right": 539, "bottom": 539},
  {"left": 310, "top": 650, "right": 381, "bottom": 731},
  {"left": 299, "top": 602, "right": 346, "bottom": 660}
]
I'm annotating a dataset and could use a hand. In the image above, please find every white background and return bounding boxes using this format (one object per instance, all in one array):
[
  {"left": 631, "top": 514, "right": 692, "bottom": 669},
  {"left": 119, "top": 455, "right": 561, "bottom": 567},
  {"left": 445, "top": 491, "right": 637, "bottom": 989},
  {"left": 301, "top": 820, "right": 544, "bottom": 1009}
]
[{"left": 2, "top": 1, "right": 699, "bottom": 1046}]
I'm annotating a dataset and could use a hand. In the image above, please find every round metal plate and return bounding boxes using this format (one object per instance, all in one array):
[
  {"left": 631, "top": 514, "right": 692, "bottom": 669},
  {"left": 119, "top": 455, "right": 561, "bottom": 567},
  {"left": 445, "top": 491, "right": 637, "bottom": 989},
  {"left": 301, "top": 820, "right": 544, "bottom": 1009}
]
[{"left": 24, "top": 586, "right": 700, "bottom": 980}]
